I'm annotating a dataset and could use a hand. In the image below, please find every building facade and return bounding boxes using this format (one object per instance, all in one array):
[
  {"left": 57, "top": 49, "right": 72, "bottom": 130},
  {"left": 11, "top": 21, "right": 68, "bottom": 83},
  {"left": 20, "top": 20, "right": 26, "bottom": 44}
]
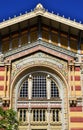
[{"left": 0, "top": 3, "right": 83, "bottom": 130}]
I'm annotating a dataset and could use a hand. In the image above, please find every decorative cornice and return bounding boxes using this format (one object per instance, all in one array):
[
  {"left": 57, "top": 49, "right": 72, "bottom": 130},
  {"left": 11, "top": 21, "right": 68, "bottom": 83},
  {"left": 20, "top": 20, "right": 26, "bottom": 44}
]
[
  {"left": 4, "top": 40, "right": 76, "bottom": 60},
  {"left": 0, "top": 3, "right": 83, "bottom": 30}
]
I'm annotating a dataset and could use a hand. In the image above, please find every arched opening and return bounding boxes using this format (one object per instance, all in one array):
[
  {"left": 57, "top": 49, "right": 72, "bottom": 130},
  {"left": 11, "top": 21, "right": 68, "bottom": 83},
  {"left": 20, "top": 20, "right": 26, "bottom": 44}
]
[{"left": 11, "top": 66, "right": 68, "bottom": 130}]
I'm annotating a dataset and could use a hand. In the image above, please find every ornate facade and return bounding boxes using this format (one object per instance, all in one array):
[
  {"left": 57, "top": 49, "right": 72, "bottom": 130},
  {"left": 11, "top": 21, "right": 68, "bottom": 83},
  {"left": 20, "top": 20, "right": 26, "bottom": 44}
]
[{"left": 0, "top": 3, "right": 83, "bottom": 130}]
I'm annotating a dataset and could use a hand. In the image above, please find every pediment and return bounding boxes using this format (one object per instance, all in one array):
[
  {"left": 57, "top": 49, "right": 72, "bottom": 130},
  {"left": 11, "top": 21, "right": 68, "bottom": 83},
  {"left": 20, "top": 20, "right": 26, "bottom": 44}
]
[
  {"left": 4, "top": 40, "right": 75, "bottom": 63},
  {"left": 11, "top": 51, "right": 68, "bottom": 81}
]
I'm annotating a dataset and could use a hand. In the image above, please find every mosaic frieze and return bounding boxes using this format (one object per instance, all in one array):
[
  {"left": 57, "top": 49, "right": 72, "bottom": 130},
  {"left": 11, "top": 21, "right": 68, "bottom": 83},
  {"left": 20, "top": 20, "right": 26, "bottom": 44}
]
[{"left": 12, "top": 52, "right": 68, "bottom": 80}]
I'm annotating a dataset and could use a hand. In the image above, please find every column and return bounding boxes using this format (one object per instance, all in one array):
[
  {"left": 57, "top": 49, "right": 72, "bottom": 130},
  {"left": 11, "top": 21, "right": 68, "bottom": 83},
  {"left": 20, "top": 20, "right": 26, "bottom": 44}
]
[
  {"left": 81, "top": 66, "right": 83, "bottom": 112},
  {"left": 38, "top": 16, "right": 42, "bottom": 40},
  {"left": 6, "top": 65, "right": 11, "bottom": 98},
  {"left": 58, "top": 23, "right": 61, "bottom": 46},
  {"left": 78, "top": 30, "right": 81, "bottom": 54},
  {"left": 18, "top": 23, "right": 21, "bottom": 47},
  {"left": 28, "top": 108, "right": 31, "bottom": 130},
  {"left": 28, "top": 75, "right": 32, "bottom": 99},
  {"left": 4, "top": 66, "right": 7, "bottom": 97},
  {"left": 59, "top": 109, "right": 61, "bottom": 122},
  {"left": 28, "top": 20, "right": 30, "bottom": 43},
  {"left": 0, "top": 33, "right": 2, "bottom": 54},
  {"left": 46, "top": 75, "right": 51, "bottom": 99},
  {"left": 47, "top": 103, "right": 50, "bottom": 130},
  {"left": 68, "top": 27, "right": 70, "bottom": 50},
  {"left": 49, "top": 20, "right": 51, "bottom": 43},
  {"left": 72, "top": 65, "right": 75, "bottom": 97},
  {"left": 69, "top": 65, "right": 71, "bottom": 97},
  {"left": 18, "top": 109, "right": 20, "bottom": 121},
  {"left": 9, "top": 27, "right": 12, "bottom": 50}
]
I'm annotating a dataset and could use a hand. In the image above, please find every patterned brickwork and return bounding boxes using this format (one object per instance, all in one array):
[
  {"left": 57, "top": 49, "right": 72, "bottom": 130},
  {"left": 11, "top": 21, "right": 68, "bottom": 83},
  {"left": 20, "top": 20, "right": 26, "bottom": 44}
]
[
  {"left": 70, "top": 107, "right": 82, "bottom": 112},
  {"left": 70, "top": 117, "right": 83, "bottom": 122},
  {"left": 0, "top": 66, "right": 10, "bottom": 97}
]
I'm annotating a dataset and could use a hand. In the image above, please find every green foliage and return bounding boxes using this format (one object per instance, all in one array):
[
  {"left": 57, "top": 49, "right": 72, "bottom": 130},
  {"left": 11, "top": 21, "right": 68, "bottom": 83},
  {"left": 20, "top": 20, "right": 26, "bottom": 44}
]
[{"left": 0, "top": 107, "right": 18, "bottom": 130}]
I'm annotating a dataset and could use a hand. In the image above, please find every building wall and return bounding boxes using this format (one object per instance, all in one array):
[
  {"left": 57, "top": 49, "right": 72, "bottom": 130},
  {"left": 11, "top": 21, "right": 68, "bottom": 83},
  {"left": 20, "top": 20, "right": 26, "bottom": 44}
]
[{"left": 0, "top": 30, "right": 83, "bottom": 130}]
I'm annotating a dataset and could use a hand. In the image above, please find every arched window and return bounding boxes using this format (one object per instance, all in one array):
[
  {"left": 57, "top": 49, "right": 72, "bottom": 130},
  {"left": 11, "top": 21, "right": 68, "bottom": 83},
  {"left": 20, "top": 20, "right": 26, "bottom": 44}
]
[
  {"left": 51, "top": 81, "right": 59, "bottom": 97},
  {"left": 20, "top": 80, "right": 28, "bottom": 97},
  {"left": 32, "top": 75, "right": 46, "bottom": 98}
]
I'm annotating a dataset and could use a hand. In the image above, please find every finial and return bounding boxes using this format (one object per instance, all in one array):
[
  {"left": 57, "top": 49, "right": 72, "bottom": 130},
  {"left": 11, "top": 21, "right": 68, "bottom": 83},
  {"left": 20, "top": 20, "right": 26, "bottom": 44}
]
[
  {"left": 79, "top": 21, "right": 81, "bottom": 24},
  {"left": 68, "top": 17, "right": 70, "bottom": 20},
  {"left": 62, "top": 15, "right": 64, "bottom": 18},
  {"left": 14, "top": 15, "right": 16, "bottom": 18},
  {"left": 74, "top": 19, "right": 76, "bottom": 22},
  {"left": 34, "top": 3, "right": 45, "bottom": 12},
  {"left": 35, "top": 3, "right": 44, "bottom": 10},
  {"left": 3, "top": 19, "right": 5, "bottom": 22},
  {"left": 57, "top": 13, "right": 59, "bottom": 16},
  {"left": 25, "top": 11, "right": 27, "bottom": 14},
  {"left": 9, "top": 17, "right": 11, "bottom": 20},
  {"left": 20, "top": 13, "right": 22, "bottom": 16}
]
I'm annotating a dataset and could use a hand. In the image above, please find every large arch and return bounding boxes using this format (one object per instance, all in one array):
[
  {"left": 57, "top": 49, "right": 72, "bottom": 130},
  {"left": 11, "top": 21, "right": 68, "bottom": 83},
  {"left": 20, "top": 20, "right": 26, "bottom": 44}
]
[{"left": 10, "top": 63, "right": 69, "bottom": 130}]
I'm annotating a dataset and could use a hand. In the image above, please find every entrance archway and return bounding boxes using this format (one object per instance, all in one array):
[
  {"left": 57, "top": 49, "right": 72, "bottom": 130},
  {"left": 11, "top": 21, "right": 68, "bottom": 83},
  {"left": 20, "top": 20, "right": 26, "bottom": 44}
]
[{"left": 11, "top": 65, "right": 69, "bottom": 130}]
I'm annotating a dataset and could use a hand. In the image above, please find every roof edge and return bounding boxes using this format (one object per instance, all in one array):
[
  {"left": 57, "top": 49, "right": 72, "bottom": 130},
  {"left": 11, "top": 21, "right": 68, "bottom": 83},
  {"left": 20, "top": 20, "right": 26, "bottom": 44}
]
[{"left": 0, "top": 3, "right": 83, "bottom": 30}]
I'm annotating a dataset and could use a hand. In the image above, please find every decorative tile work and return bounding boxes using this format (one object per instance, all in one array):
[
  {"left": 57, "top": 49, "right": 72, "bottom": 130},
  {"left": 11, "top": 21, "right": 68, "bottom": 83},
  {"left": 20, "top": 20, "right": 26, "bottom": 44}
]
[{"left": 11, "top": 52, "right": 68, "bottom": 81}]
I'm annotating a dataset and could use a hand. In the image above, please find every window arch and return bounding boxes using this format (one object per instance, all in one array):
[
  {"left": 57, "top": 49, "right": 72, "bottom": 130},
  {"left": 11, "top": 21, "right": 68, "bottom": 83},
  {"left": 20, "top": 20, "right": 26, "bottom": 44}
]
[
  {"left": 20, "top": 80, "right": 28, "bottom": 97},
  {"left": 51, "top": 80, "right": 59, "bottom": 97},
  {"left": 19, "top": 73, "right": 59, "bottom": 98}
]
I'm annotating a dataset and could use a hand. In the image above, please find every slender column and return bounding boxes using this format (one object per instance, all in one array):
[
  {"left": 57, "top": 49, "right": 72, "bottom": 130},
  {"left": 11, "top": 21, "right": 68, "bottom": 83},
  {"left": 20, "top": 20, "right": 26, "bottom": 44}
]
[
  {"left": 78, "top": 30, "right": 81, "bottom": 54},
  {"left": 68, "top": 27, "right": 70, "bottom": 50},
  {"left": 9, "top": 27, "right": 12, "bottom": 50},
  {"left": 18, "top": 109, "right": 20, "bottom": 121},
  {"left": 49, "top": 20, "right": 51, "bottom": 43},
  {"left": 28, "top": 75, "right": 32, "bottom": 99},
  {"left": 0, "top": 33, "right": 2, "bottom": 54},
  {"left": 38, "top": 16, "right": 42, "bottom": 40},
  {"left": 69, "top": 65, "right": 71, "bottom": 96},
  {"left": 28, "top": 20, "right": 30, "bottom": 43},
  {"left": 58, "top": 23, "right": 61, "bottom": 46},
  {"left": 46, "top": 75, "right": 51, "bottom": 99},
  {"left": 59, "top": 109, "right": 61, "bottom": 122},
  {"left": 4, "top": 66, "right": 7, "bottom": 97},
  {"left": 47, "top": 103, "right": 50, "bottom": 130},
  {"left": 72, "top": 65, "right": 75, "bottom": 97},
  {"left": 6, "top": 65, "right": 11, "bottom": 98},
  {"left": 18, "top": 23, "right": 21, "bottom": 47},
  {"left": 81, "top": 67, "right": 83, "bottom": 111},
  {"left": 28, "top": 108, "right": 31, "bottom": 130}
]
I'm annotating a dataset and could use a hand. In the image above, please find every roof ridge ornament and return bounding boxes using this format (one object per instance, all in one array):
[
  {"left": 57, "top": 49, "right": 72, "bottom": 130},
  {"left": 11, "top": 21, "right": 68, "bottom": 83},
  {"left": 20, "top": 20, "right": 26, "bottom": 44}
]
[{"left": 34, "top": 3, "right": 45, "bottom": 13}]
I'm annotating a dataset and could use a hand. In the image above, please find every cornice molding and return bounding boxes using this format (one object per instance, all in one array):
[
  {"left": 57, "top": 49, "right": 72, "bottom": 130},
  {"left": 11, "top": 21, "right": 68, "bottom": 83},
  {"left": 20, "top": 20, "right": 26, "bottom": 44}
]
[
  {"left": 0, "top": 3, "right": 83, "bottom": 30},
  {"left": 4, "top": 40, "right": 75, "bottom": 61}
]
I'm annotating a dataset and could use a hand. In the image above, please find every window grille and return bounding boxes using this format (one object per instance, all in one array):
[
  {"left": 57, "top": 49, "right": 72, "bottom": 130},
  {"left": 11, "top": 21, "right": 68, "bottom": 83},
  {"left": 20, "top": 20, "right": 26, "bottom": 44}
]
[
  {"left": 19, "top": 109, "right": 26, "bottom": 121},
  {"left": 51, "top": 81, "right": 59, "bottom": 97},
  {"left": 20, "top": 80, "right": 28, "bottom": 97},
  {"left": 32, "top": 75, "right": 46, "bottom": 98},
  {"left": 33, "top": 109, "right": 46, "bottom": 121},
  {"left": 53, "top": 109, "right": 59, "bottom": 122}
]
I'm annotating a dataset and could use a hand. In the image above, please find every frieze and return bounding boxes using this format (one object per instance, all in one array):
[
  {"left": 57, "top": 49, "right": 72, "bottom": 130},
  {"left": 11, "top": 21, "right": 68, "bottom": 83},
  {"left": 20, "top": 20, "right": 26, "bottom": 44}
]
[{"left": 11, "top": 52, "right": 68, "bottom": 80}]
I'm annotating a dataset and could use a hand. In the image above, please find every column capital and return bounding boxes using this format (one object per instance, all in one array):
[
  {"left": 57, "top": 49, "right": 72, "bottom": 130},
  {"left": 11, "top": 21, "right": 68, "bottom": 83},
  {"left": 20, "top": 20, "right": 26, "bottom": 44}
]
[
  {"left": 29, "top": 74, "right": 32, "bottom": 79},
  {"left": 47, "top": 74, "right": 50, "bottom": 78}
]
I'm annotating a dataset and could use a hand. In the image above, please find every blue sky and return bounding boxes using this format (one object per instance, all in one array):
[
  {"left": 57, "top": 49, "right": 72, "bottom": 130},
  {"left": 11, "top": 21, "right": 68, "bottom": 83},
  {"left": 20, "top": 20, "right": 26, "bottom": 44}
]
[{"left": 0, "top": 0, "right": 83, "bottom": 23}]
